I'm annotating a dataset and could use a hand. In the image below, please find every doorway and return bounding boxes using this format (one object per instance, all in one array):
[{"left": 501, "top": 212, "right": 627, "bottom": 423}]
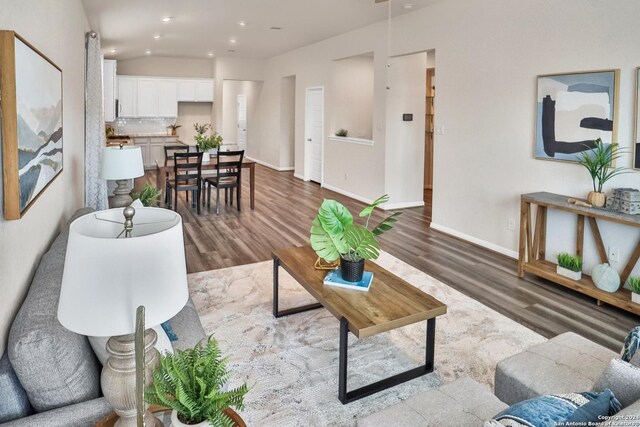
[
  {"left": 237, "top": 94, "right": 247, "bottom": 151},
  {"left": 305, "top": 87, "right": 324, "bottom": 184},
  {"left": 424, "top": 52, "right": 436, "bottom": 221}
]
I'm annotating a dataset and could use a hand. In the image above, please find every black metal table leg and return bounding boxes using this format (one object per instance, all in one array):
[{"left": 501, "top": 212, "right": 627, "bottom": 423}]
[
  {"left": 272, "top": 255, "right": 322, "bottom": 318},
  {"left": 338, "top": 317, "right": 436, "bottom": 404}
]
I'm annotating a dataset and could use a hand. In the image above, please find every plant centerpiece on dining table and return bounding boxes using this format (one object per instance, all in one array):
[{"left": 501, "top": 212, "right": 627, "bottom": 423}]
[
  {"left": 576, "top": 138, "right": 628, "bottom": 207},
  {"left": 310, "top": 195, "right": 401, "bottom": 282},
  {"left": 146, "top": 336, "right": 249, "bottom": 427},
  {"left": 194, "top": 123, "right": 223, "bottom": 161}
]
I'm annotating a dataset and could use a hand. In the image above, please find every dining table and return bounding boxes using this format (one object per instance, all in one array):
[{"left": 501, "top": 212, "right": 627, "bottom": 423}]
[{"left": 155, "top": 157, "right": 256, "bottom": 210}]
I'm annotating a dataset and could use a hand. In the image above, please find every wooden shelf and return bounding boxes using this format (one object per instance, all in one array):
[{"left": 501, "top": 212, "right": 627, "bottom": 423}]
[{"left": 523, "top": 260, "right": 640, "bottom": 315}]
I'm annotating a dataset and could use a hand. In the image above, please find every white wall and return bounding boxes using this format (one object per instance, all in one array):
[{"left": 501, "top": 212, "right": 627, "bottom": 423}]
[
  {"left": 221, "top": 80, "right": 263, "bottom": 156},
  {"left": 176, "top": 103, "right": 214, "bottom": 146},
  {"left": 117, "top": 56, "right": 214, "bottom": 78},
  {"left": 0, "top": 0, "right": 89, "bottom": 354},
  {"left": 330, "top": 54, "right": 374, "bottom": 139},
  {"left": 385, "top": 52, "right": 427, "bottom": 207},
  {"left": 253, "top": 0, "right": 640, "bottom": 279},
  {"left": 280, "top": 76, "right": 296, "bottom": 168}
]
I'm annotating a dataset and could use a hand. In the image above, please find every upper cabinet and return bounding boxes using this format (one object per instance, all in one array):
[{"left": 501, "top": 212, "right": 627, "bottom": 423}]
[
  {"left": 103, "top": 60, "right": 117, "bottom": 122},
  {"left": 117, "top": 77, "right": 137, "bottom": 117},
  {"left": 158, "top": 80, "right": 178, "bottom": 117},
  {"left": 116, "top": 76, "right": 213, "bottom": 118},
  {"left": 177, "top": 79, "right": 214, "bottom": 102},
  {"left": 136, "top": 79, "right": 159, "bottom": 117}
]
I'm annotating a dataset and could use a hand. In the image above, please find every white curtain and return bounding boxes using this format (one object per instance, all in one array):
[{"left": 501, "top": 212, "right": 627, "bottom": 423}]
[{"left": 84, "top": 32, "right": 109, "bottom": 210}]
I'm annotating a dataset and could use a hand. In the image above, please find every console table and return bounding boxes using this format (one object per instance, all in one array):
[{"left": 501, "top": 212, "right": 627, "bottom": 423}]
[{"left": 518, "top": 192, "right": 640, "bottom": 316}]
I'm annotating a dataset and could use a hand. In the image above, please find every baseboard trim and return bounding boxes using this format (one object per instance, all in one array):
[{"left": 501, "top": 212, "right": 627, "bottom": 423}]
[
  {"left": 384, "top": 200, "right": 425, "bottom": 210},
  {"left": 321, "top": 183, "right": 374, "bottom": 205},
  {"left": 429, "top": 222, "right": 518, "bottom": 259},
  {"left": 293, "top": 173, "right": 306, "bottom": 181},
  {"left": 245, "top": 156, "right": 293, "bottom": 172}
]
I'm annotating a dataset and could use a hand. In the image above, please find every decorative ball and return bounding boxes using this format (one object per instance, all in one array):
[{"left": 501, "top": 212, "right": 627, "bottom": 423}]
[{"left": 592, "top": 263, "right": 620, "bottom": 293}]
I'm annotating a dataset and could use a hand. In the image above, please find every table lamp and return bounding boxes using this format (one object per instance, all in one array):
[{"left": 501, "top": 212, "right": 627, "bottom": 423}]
[
  {"left": 101, "top": 146, "right": 145, "bottom": 208},
  {"left": 58, "top": 207, "right": 188, "bottom": 426}
]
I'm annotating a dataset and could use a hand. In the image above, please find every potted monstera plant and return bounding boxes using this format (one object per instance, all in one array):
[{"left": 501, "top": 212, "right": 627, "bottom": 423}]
[{"left": 310, "top": 195, "right": 400, "bottom": 282}]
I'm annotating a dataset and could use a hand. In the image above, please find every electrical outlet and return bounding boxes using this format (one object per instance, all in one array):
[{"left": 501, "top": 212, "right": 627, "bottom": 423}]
[
  {"left": 507, "top": 217, "right": 516, "bottom": 231},
  {"left": 608, "top": 246, "right": 620, "bottom": 263}
]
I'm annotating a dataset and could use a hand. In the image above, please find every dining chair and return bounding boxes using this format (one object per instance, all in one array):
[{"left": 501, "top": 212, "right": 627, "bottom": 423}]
[
  {"left": 163, "top": 145, "right": 188, "bottom": 204},
  {"left": 203, "top": 150, "right": 244, "bottom": 215},
  {"left": 166, "top": 152, "right": 204, "bottom": 214}
]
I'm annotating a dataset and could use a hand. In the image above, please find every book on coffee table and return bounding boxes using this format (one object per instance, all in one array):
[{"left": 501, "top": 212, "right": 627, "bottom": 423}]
[{"left": 323, "top": 270, "right": 373, "bottom": 291}]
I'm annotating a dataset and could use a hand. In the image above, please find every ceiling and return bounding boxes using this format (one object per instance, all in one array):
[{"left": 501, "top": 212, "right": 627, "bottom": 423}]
[{"left": 82, "top": 0, "right": 442, "bottom": 61}]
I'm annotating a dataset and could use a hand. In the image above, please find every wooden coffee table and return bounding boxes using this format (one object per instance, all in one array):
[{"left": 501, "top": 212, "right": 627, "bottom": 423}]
[{"left": 272, "top": 246, "right": 447, "bottom": 404}]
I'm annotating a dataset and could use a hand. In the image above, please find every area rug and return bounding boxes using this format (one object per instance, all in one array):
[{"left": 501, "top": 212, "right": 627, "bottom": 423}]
[{"left": 187, "top": 251, "right": 546, "bottom": 427}]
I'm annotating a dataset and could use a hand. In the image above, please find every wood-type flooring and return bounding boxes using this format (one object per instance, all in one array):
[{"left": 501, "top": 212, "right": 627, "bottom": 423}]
[{"left": 138, "top": 166, "right": 638, "bottom": 351}]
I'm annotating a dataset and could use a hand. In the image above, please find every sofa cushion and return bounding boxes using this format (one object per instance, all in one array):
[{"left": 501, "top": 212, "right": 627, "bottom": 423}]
[
  {"left": 593, "top": 358, "right": 640, "bottom": 408},
  {"left": 169, "top": 298, "right": 207, "bottom": 351},
  {"left": 495, "top": 332, "right": 616, "bottom": 405},
  {"left": 488, "top": 390, "right": 620, "bottom": 427},
  {"left": 621, "top": 327, "right": 640, "bottom": 363},
  {"left": 0, "top": 351, "right": 33, "bottom": 422},
  {"left": 8, "top": 226, "right": 102, "bottom": 412},
  {"left": 357, "top": 378, "right": 508, "bottom": 426}
]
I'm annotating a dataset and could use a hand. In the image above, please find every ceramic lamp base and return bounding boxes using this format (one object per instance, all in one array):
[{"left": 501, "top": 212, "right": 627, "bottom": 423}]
[{"left": 111, "top": 179, "right": 133, "bottom": 208}]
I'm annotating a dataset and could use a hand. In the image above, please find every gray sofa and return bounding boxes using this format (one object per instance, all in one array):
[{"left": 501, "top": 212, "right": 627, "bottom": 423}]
[
  {"left": 358, "top": 331, "right": 640, "bottom": 426},
  {"left": 0, "top": 208, "right": 206, "bottom": 426}
]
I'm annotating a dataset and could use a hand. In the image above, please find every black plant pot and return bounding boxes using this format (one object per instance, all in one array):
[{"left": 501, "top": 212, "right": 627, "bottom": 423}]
[{"left": 340, "top": 256, "right": 365, "bottom": 282}]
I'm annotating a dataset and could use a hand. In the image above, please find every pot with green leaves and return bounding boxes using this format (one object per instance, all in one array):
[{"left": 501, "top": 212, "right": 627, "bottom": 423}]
[
  {"left": 131, "top": 183, "right": 163, "bottom": 207},
  {"left": 577, "top": 138, "right": 629, "bottom": 207},
  {"left": 146, "top": 336, "right": 249, "bottom": 427},
  {"left": 629, "top": 277, "right": 640, "bottom": 304},
  {"left": 194, "top": 123, "right": 223, "bottom": 162},
  {"left": 556, "top": 252, "right": 583, "bottom": 281},
  {"left": 310, "top": 195, "right": 401, "bottom": 282}
]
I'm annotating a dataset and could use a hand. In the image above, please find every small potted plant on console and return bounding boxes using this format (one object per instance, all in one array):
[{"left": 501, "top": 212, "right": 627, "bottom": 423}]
[
  {"left": 628, "top": 276, "right": 640, "bottom": 304},
  {"left": 310, "top": 195, "right": 400, "bottom": 282},
  {"left": 556, "top": 252, "right": 583, "bottom": 281}
]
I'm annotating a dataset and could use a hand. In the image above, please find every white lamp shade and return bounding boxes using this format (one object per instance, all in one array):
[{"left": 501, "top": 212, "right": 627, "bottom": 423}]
[
  {"left": 100, "top": 146, "right": 145, "bottom": 180},
  {"left": 58, "top": 208, "right": 189, "bottom": 337}
]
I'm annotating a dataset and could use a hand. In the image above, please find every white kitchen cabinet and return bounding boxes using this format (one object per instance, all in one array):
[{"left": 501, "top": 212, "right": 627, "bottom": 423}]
[
  {"left": 195, "top": 80, "right": 214, "bottom": 102},
  {"left": 177, "top": 79, "right": 214, "bottom": 102},
  {"left": 117, "top": 77, "right": 137, "bottom": 117},
  {"left": 136, "top": 79, "right": 159, "bottom": 117},
  {"left": 135, "top": 137, "right": 181, "bottom": 169},
  {"left": 177, "top": 80, "right": 196, "bottom": 101},
  {"left": 158, "top": 80, "right": 178, "bottom": 117},
  {"left": 103, "top": 60, "right": 117, "bottom": 122}
]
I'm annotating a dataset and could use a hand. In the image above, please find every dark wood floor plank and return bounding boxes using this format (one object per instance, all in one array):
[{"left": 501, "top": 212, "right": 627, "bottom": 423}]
[{"left": 137, "top": 166, "right": 638, "bottom": 351}]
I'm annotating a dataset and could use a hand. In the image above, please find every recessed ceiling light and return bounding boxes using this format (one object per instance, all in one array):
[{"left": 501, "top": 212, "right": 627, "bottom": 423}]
[
  {"left": 145, "top": 50, "right": 152, "bottom": 55},
  {"left": 208, "top": 52, "right": 215, "bottom": 57},
  {"left": 162, "top": 17, "right": 172, "bottom": 23},
  {"left": 153, "top": 34, "right": 161, "bottom": 39},
  {"left": 403, "top": 3, "right": 414, "bottom": 9},
  {"left": 270, "top": 26, "right": 283, "bottom": 30},
  {"left": 109, "top": 48, "right": 117, "bottom": 53},
  {"left": 238, "top": 21, "right": 246, "bottom": 27},
  {"left": 229, "top": 38, "right": 237, "bottom": 44}
]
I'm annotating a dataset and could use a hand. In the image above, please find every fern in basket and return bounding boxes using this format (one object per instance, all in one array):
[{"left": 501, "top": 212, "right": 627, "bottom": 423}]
[{"left": 146, "top": 336, "right": 249, "bottom": 427}]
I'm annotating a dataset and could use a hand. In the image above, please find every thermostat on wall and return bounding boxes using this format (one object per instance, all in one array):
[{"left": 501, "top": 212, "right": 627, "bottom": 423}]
[{"left": 403, "top": 114, "right": 413, "bottom": 121}]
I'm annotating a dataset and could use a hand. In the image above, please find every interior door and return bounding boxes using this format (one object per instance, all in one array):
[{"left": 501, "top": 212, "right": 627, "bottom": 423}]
[
  {"left": 237, "top": 94, "right": 247, "bottom": 151},
  {"left": 305, "top": 87, "right": 324, "bottom": 183}
]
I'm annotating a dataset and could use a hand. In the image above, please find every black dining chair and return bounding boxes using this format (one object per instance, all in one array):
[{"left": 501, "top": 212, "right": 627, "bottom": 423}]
[
  {"left": 203, "top": 150, "right": 244, "bottom": 215},
  {"left": 166, "top": 152, "right": 204, "bottom": 214},
  {"left": 163, "top": 145, "right": 188, "bottom": 204}
]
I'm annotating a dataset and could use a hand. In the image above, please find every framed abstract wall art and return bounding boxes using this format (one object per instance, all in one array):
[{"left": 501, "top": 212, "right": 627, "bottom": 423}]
[
  {"left": 535, "top": 69, "right": 619, "bottom": 163},
  {"left": 0, "top": 31, "right": 63, "bottom": 220}
]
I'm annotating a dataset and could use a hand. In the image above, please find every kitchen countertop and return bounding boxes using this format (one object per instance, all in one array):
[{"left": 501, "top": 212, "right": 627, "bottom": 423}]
[{"left": 110, "top": 133, "right": 180, "bottom": 138}]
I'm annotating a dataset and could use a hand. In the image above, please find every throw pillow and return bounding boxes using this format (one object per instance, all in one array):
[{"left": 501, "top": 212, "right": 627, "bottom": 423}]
[
  {"left": 621, "top": 326, "right": 640, "bottom": 362},
  {"left": 161, "top": 321, "right": 178, "bottom": 342},
  {"left": 0, "top": 352, "right": 33, "bottom": 422},
  {"left": 88, "top": 325, "right": 174, "bottom": 365},
  {"left": 487, "top": 390, "right": 620, "bottom": 427},
  {"left": 593, "top": 358, "right": 640, "bottom": 408},
  {"left": 569, "top": 389, "right": 622, "bottom": 422}
]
